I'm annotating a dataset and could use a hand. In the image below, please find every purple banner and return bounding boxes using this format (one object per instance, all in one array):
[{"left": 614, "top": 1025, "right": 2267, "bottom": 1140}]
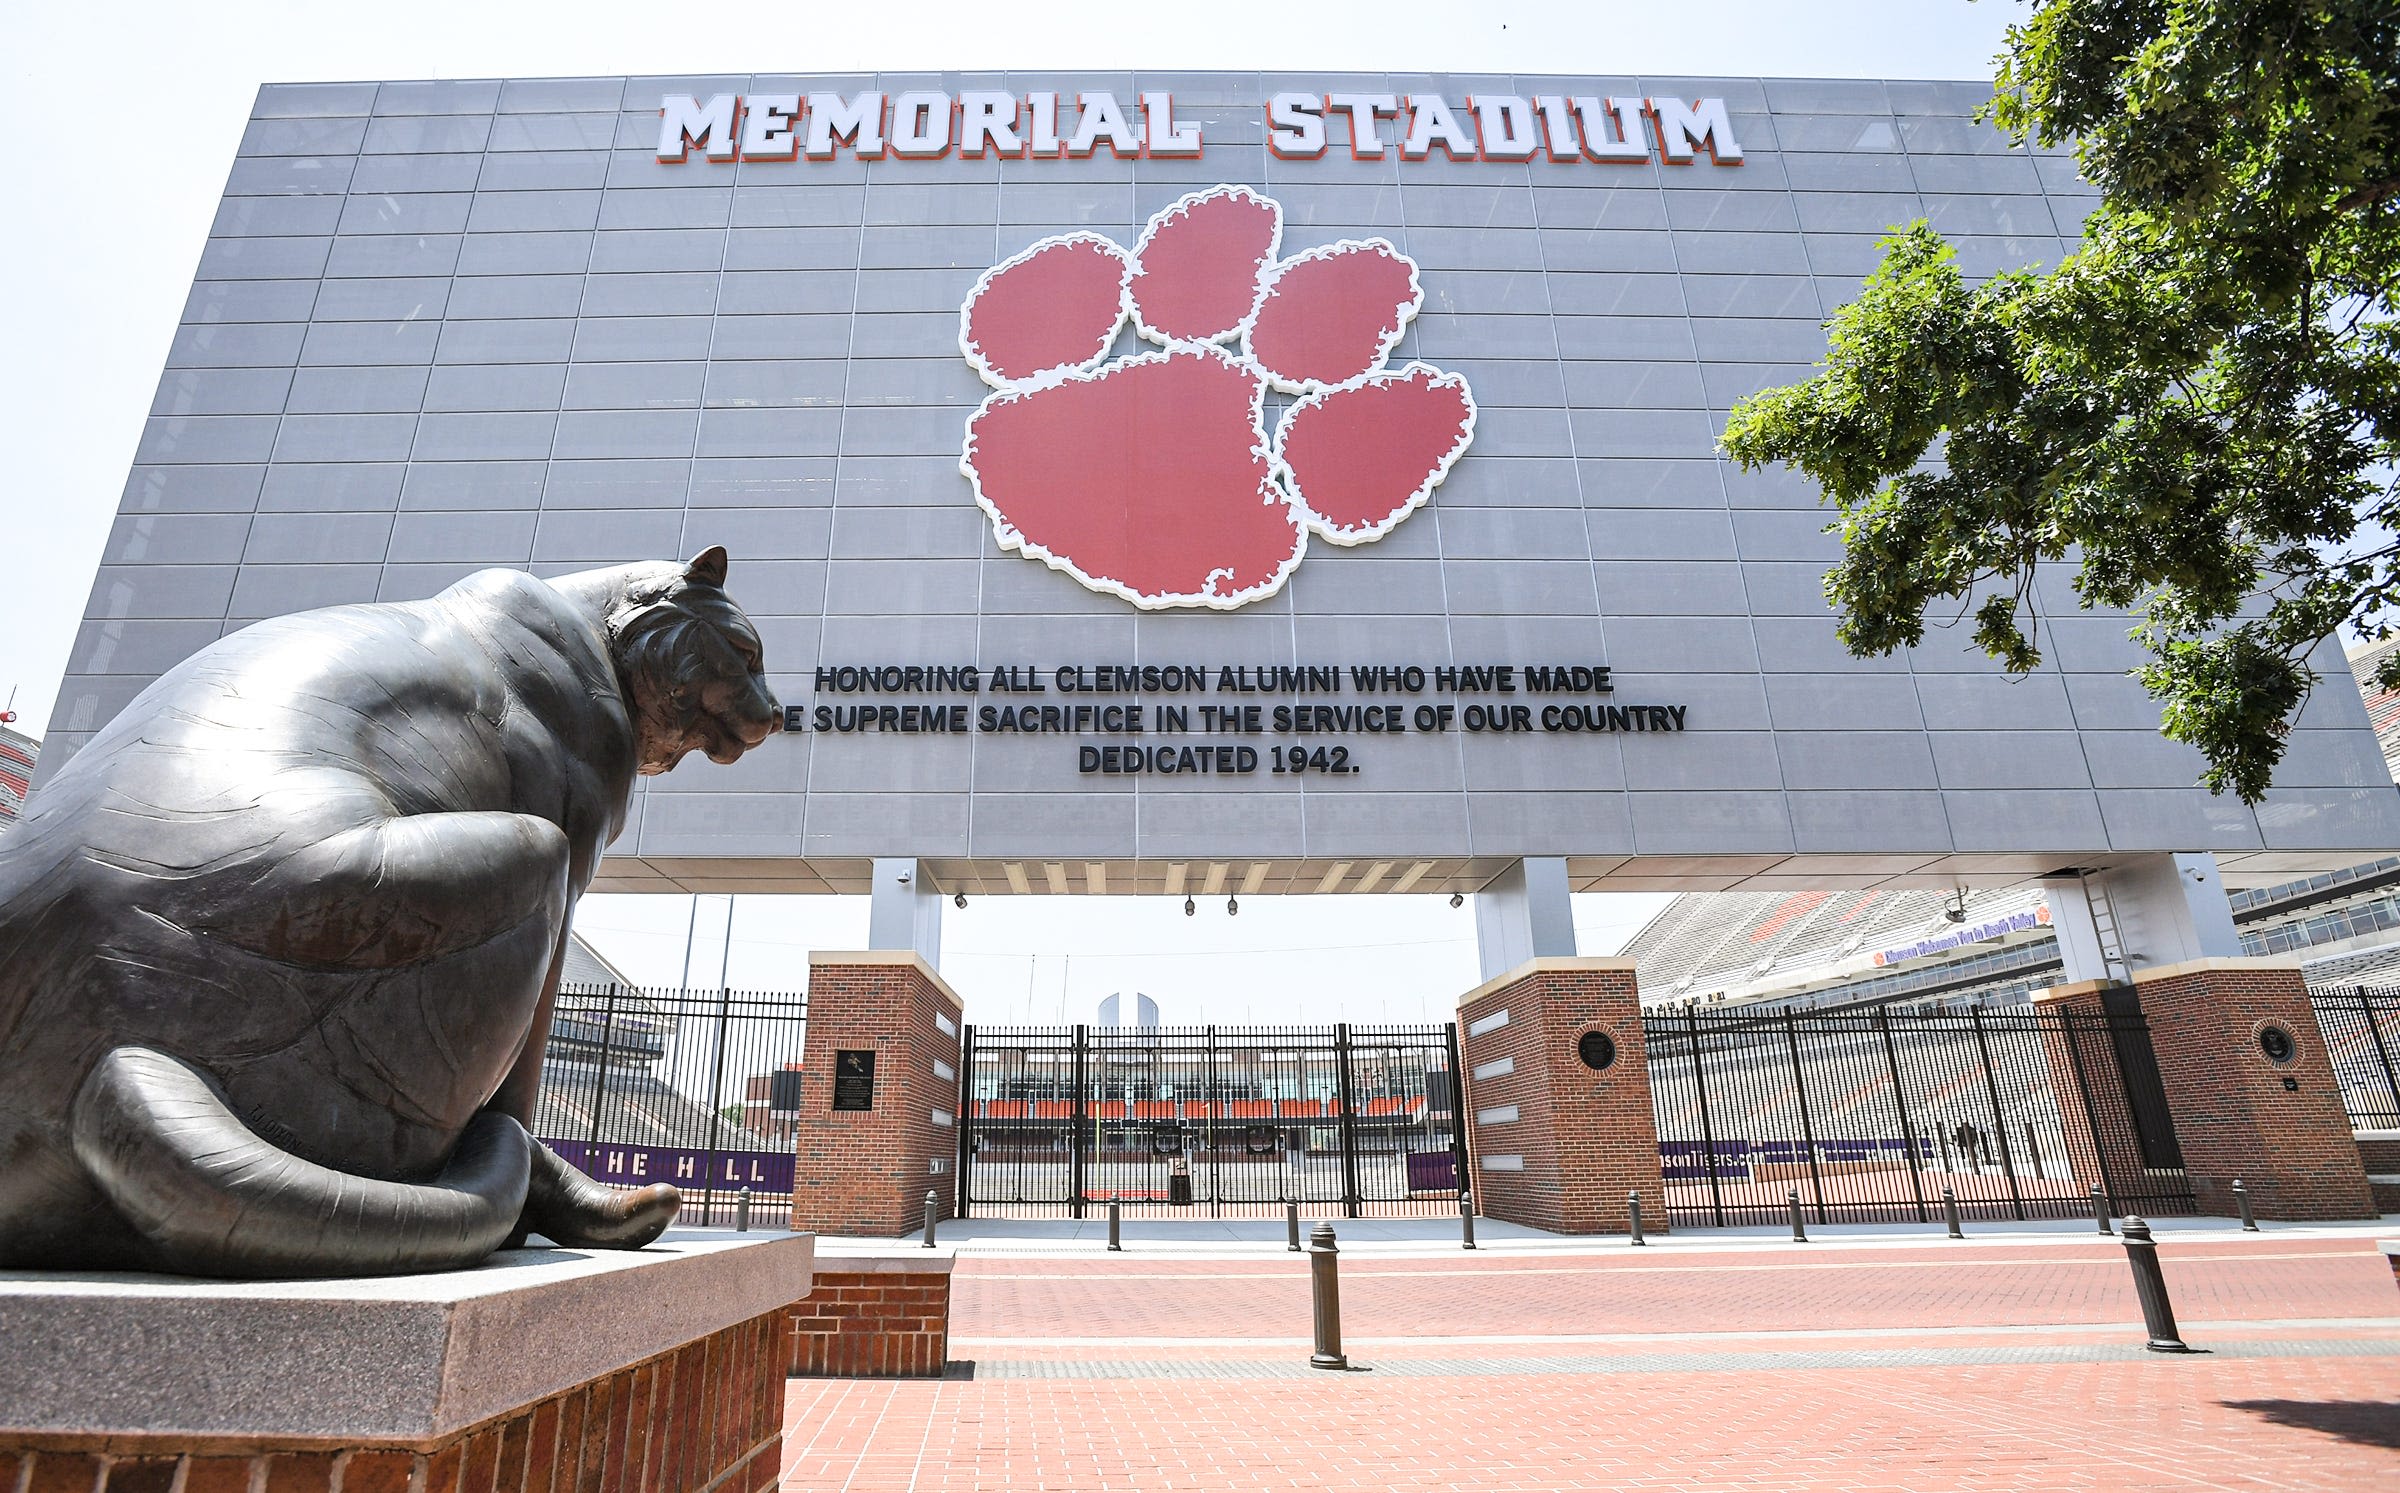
[
  {"left": 1405, "top": 1149, "right": 1458, "bottom": 1191},
  {"left": 541, "top": 1138, "right": 796, "bottom": 1194}
]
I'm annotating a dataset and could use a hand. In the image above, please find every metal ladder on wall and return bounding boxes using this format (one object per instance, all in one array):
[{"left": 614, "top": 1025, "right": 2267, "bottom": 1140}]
[{"left": 2077, "top": 872, "right": 2131, "bottom": 983}]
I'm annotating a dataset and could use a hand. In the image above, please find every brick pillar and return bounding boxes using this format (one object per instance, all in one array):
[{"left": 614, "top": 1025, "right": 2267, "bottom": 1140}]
[
  {"left": 1456, "top": 958, "right": 1663, "bottom": 1235},
  {"left": 2127, "top": 958, "right": 2375, "bottom": 1221},
  {"left": 790, "top": 952, "right": 966, "bottom": 1237},
  {"left": 788, "top": 1257, "right": 954, "bottom": 1378},
  {"left": 2028, "top": 979, "right": 2146, "bottom": 1199}
]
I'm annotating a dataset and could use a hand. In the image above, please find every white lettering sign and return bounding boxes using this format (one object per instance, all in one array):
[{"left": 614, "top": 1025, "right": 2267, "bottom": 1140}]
[{"left": 656, "top": 90, "right": 1744, "bottom": 167}]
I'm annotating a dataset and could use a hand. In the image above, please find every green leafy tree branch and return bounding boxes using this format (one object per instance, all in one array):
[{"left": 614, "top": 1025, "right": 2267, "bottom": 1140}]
[{"left": 1721, "top": 0, "right": 2400, "bottom": 801}]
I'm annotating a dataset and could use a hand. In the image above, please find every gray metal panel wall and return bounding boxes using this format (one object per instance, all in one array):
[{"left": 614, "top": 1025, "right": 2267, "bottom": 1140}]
[{"left": 50, "top": 71, "right": 2400, "bottom": 877}]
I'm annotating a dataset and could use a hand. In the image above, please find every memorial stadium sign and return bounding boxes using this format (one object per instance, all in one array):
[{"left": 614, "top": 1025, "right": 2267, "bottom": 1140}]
[{"left": 657, "top": 91, "right": 1744, "bottom": 165}]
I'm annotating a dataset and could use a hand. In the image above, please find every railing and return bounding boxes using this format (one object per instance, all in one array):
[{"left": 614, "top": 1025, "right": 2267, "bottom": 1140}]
[
  {"left": 1644, "top": 1002, "right": 2195, "bottom": 1228},
  {"left": 532, "top": 982, "right": 808, "bottom": 1225},
  {"left": 2310, "top": 986, "right": 2400, "bottom": 1131}
]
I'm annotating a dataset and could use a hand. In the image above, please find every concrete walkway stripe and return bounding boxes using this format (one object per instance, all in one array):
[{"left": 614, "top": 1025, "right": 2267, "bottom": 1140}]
[
  {"left": 948, "top": 1336, "right": 2400, "bottom": 1380},
  {"left": 956, "top": 1249, "right": 2360, "bottom": 1281},
  {"left": 950, "top": 1313, "right": 2400, "bottom": 1350}
]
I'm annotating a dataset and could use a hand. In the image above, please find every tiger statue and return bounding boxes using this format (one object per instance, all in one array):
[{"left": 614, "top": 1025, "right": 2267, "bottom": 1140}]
[{"left": 0, "top": 547, "right": 780, "bottom": 1277}]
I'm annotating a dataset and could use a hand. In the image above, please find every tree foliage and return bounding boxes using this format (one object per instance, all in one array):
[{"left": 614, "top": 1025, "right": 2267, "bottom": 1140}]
[{"left": 1721, "top": 0, "right": 2400, "bottom": 801}]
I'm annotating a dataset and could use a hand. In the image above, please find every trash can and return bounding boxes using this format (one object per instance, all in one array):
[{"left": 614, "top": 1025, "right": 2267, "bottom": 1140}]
[{"left": 1167, "top": 1155, "right": 1194, "bottom": 1207}]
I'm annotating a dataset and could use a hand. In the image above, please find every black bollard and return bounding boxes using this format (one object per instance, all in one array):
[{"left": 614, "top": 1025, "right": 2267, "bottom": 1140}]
[
  {"left": 1627, "top": 1189, "right": 1646, "bottom": 1247},
  {"left": 1788, "top": 1187, "right": 1807, "bottom": 1243},
  {"left": 1286, "top": 1199, "right": 1302, "bottom": 1253},
  {"left": 1307, "top": 1222, "right": 1348, "bottom": 1370},
  {"left": 2091, "top": 1184, "right": 2113, "bottom": 1235},
  {"left": 1942, "top": 1185, "right": 1964, "bottom": 1239},
  {"left": 2120, "top": 1216, "right": 2193, "bottom": 1353},
  {"left": 1459, "top": 1185, "right": 1477, "bottom": 1251},
  {"left": 736, "top": 1186, "right": 752, "bottom": 1233},
  {"left": 2233, "top": 1179, "right": 2259, "bottom": 1232},
  {"left": 1107, "top": 1196, "right": 1123, "bottom": 1252},
  {"left": 922, "top": 1189, "right": 939, "bottom": 1249}
]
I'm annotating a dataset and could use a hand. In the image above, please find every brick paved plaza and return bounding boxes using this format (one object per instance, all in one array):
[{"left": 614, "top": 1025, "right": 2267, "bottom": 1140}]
[{"left": 780, "top": 1222, "right": 2400, "bottom": 1491}]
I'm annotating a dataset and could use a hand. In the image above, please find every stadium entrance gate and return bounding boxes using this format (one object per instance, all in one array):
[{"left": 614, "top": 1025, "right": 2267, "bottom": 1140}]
[
  {"left": 958, "top": 1022, "right": 1468, "bottom": 1218},
  {"left": 1644, "top": 996, "right": 2195, "bottom": 1228}
]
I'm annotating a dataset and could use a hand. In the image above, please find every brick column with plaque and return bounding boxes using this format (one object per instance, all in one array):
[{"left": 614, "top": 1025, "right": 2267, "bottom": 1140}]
[
  {"left": 790, "top": 952, "right": 967, "bottom": 1237},
  {"left": 1456, "top": 958, "right": 1664, "bottom": 1235},
  {"left": 2123, "top": 957, "right": 2375, "bottom": 1221}
]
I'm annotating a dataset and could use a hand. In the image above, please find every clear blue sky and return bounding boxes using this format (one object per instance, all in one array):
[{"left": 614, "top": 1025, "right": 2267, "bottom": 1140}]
[{"left": 2, "top": 0, "right": 2028, "bottom": 1019}]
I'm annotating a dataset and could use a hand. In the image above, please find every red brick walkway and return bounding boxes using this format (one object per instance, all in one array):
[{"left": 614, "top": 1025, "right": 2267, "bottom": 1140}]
[{"left": 781, "top": 1234, "right": 2400, "bottom": 1490}]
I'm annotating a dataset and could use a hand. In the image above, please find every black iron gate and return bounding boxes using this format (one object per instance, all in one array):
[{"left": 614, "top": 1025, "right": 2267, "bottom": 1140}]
[
  {"left": 531, "top": 983, "right": 809, "bottom": 1226},
  {"left": 1645, "top": 999, "right": 2195, "bottom": 1228},
  {"left": 2311, "top": 985, "right": 2400, "bottom": 1130},
  {"left": 960, "top": 1023, "right": 1467, "bottom": 1218}
]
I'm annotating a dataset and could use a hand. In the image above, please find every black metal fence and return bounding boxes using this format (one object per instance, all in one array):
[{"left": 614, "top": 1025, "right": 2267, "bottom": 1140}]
[
  {"left": 532, "top": 983, "right": 809, "bottom": 1225},
  {"left": 2311, "top": 986, "right": 2400, "bottom": 1130},
  {"left": 1644, "top": 1001, "right": 2196, "bottom": 1228},
  {"left": 960, "top": 1022, "right": 1466, "bottom": 1218}
]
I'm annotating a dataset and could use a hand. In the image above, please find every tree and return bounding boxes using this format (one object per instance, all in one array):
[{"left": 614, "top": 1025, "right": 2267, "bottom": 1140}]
[{"left": 1721, "top": 0, "right": 2400, "bottom": 802}]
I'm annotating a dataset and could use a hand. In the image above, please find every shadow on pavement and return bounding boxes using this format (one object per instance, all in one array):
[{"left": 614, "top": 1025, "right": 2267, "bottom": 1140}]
[{"left": 2220, "top": 1400, "right": 2400, "bottom": 1450}]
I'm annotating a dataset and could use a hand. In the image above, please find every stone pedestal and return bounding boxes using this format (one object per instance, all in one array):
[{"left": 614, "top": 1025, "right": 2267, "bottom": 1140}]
[
  {"left": 1456, "top": 958, "right": 1664, "bottom": 1235},
  {"left": 791, "top": 952, "right": 966, "bottom": 1237},
  {"left": 2128, "top": 958, "right": 2376, "bottom": 1220},
  {"left": 0, "top": 1234, "right": 813, "bottom": 1493}
]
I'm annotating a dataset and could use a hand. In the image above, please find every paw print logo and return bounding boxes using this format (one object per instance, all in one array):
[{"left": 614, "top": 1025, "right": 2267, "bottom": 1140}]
[{"left": 959, "top": 186, "right": 1477, "bottom": 609}]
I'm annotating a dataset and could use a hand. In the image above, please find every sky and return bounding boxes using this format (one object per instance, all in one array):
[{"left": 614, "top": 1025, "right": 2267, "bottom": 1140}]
[{"left": 1, "top": 0, "right": 2028, "bottom": 1022}]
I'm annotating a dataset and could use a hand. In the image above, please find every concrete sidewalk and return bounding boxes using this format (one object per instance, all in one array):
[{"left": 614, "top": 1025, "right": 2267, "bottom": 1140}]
[{"left": 789, "top": 1209, "right": 2400, "bottom": 1259}]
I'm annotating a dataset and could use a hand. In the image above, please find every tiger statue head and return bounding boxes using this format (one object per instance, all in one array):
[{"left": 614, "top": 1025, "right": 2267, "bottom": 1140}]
[{"left": 602, "top": 546, "right": 782, "bottom": 774}]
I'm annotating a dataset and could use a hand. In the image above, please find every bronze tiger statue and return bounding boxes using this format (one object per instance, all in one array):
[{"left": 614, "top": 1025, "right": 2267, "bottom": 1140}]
[{"left": 0, "top": 548, "right": 779, "bottom": 1278}]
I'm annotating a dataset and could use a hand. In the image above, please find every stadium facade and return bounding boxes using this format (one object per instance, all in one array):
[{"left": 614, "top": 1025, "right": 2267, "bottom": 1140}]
[
  {"left": 29, "top": 72, "right": 2400, "bottom": 1235},
  {"left": 38, "top": 70, "right": 2400, "bottom": 994}
]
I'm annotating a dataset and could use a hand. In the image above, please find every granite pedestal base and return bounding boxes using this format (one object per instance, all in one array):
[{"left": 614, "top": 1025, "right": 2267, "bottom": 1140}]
[{"left": 0, "top": 1234, "right": 814, "bottom": 1493}]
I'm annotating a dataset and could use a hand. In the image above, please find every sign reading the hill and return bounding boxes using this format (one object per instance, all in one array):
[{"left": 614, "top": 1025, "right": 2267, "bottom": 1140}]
[
  {"left": 789, "top": 663, "right": 1688, "bottom": 778},
  {"left": 657, "top": 91, "right": 1743, "bottom": 166}
]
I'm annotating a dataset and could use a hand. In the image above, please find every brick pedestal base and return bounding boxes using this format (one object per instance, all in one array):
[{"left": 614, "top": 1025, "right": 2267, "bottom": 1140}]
[
  {"left": 2359, "top": 1134, "right": 2400, "bottom": 1213},
  {"left": 2129, "top": 958, "right": 2376, "bottom": 1221},
  {"left": 789, "top": 1256, "right": 953, "bottom": 1378},
  {"left": 1, "top": 1312, "right": 788, "bottom": 1493},
  {"left": 792, "top": 952, "right": 967, "bottom": 1237},
  {"left": 0, "top": 1241, "right": 808, "bottom": 1493},
  {"left": 1457, "top": 958, "right": 1664, "bottom": 1235}
]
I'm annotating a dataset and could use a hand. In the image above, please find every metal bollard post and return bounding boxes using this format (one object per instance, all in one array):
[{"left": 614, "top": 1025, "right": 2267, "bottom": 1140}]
[
  {"left": 1459, "top": 1185, "right": 1477, "bottom": 1251},
  {"left": 1286, "top": 1199, "right": 1302, "bottom": 1253},
  {"left": 736, "top": 1187, "right": 752, "bottom": 1233},
  {"left": 1307, "top": 1222, "right": 1348, "bottom": 1370},
  {"left": 1107, "top": 1196, "right": 1122, "bottom": 1252},
  {"left": 2091, "top": 1184, "right": 2113, "bottom": 1236},
  {"left": 922, "top": 1189, "right": 938, "bottom": 1249},
  {"left": 1941, "top": 1185, "right": 1964, "bottom": 1239},
  {"left": 1627, "top": 1189, "right": 1646, "bottom": 1247},
  {"left": 2233, "top": 1179, "right": 2259, "bottom": 1232},
  {"left": 1788, "top": 1187, "right": 1807, "bottom": 1243},
  {"left": 2119, "top": 1216, "right": 2193, "bottom": 1352}
]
